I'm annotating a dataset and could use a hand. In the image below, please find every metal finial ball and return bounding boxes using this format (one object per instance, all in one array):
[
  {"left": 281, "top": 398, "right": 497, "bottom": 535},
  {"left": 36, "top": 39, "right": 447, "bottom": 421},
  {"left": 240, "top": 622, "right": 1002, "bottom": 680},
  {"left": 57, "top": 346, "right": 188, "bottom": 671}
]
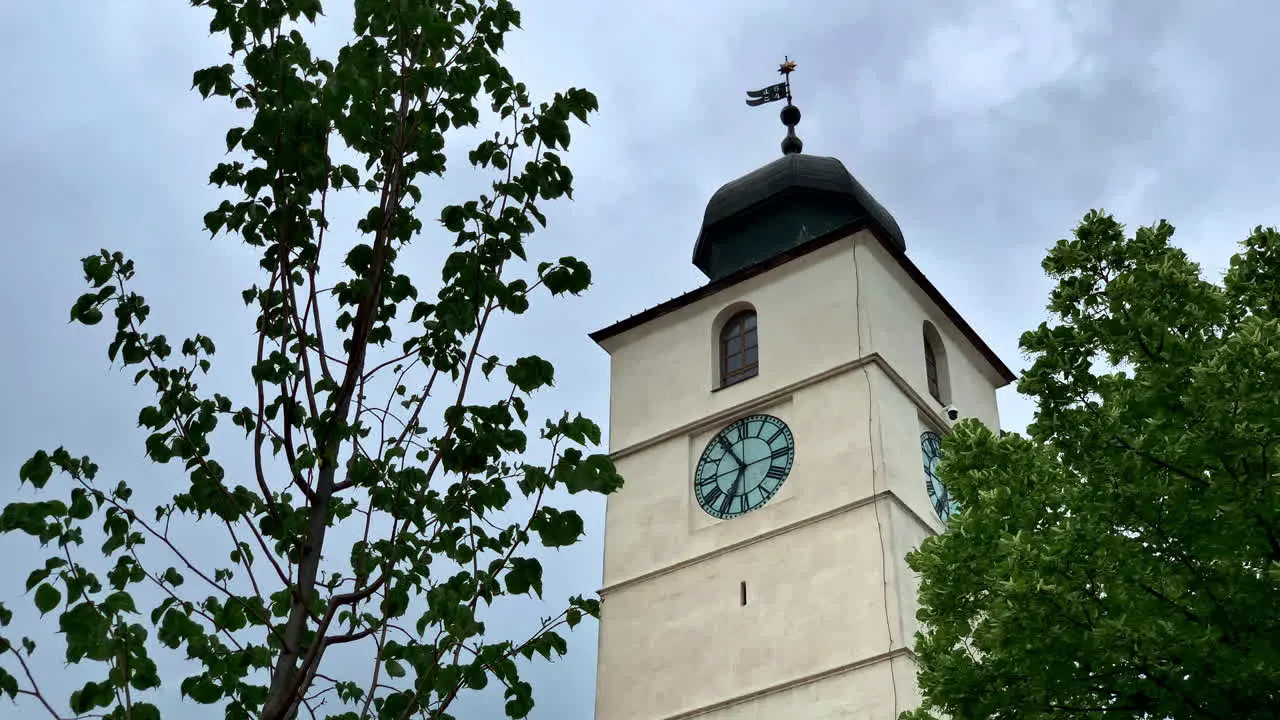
[
  {"left": 781, "top": 135, "right": 803, "bottom": 155},
  {"left": 780, "top": 105, "right": 801, "bottom": 127}
]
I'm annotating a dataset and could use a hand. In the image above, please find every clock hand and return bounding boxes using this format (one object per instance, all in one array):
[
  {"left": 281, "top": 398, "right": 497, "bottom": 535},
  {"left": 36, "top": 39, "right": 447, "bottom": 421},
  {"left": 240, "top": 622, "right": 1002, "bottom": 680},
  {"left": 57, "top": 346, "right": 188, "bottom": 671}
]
[
  {"left": 743, "top": 451, "right": 782, "bottom": 470},
  {"left": 721, "top": 467, "right": 744, "bottom": 515},
  {"left": 716, "top": 436, "right": 745, "bottom": 468},
  {"left": 712, "top": 464, "right": 739, "bottom": 482}
]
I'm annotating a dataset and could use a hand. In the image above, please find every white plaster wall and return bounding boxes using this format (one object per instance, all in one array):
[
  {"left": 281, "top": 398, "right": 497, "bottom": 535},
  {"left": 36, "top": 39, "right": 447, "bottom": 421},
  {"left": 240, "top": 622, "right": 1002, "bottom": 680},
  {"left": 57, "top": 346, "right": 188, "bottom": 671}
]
[
  {"left": 601, "top": 232, "right": 1004, "bottom": 459},
  {"left": 602, "top": 371, "right": 877, "bottom": 588},
  {"left": 595, "top": 507, "right": 900, "bottom": 720},
  {"left": 854, "top": 240, "right": 1003, "bottom": 431},
  {"left": 600, "top": 237, "right": 862, "bottom": 453},
  {"left": 683, "top": 654, "right": 922, "bottom": 720},
  {"left": 884, "top": 497, "right": 935, "bottom": 653},
  {"left": 871, "top": 374, "right": 949, "bottom": 536}
]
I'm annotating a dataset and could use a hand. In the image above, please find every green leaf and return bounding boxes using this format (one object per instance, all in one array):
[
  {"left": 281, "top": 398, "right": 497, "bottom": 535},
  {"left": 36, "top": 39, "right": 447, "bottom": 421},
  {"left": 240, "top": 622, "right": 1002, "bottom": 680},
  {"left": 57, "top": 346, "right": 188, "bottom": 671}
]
[
  {"left": 540, "top": 256, "right": 591, "bottom": 295},
  {"left": 25, "top": 568, "right": 51, "bottom": 591},
  {"left": 131, "top": 703, "right": 162, "bottom": 720},
  {"left": 138, "top": 405, "right": 165, "bottom": 429},
  {"left": 504, "top": 557, "right": 543, "bottom": 597},
  {"left": 19, "top": 451, "right": 53, "bottom": 488},
  {"left": 504, "top": 679, "right": 535, "bottom": 718},
  {"left": 529, "top": 508, "right": 584, "bottom": 548},
  {"left": 204, "top": 209, "right": 226, "bottom": 236},
  {"left": 385, "top": 658, "right": 406, "bottom": 678},
  {"left": 33, "top": 583, "right": 60, "bottom": 614},
  {"left": 0, "top": 667, "right": 17, "bottom": 700},
  {"left": 441, "top": 205, "right": 466, "bottom": 232},
  {"left": 70, "top": 680, "right": 115, "bottom": 714},
  {"left": 180, "top": 674, "right": 222, "bottom": 704},
  {"left": 505, "top": 356, "right": 555, "bottom": 393},
  {"left": 102, "top": 591, "right": 137, "bottom": 615}
]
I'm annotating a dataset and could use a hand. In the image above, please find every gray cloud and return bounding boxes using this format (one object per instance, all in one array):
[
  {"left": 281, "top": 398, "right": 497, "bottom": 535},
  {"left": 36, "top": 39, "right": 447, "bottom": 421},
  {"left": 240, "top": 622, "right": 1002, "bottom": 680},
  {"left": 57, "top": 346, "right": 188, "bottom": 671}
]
[{"left": 3, "top": 1, "right": 1279, "bottom": 718}]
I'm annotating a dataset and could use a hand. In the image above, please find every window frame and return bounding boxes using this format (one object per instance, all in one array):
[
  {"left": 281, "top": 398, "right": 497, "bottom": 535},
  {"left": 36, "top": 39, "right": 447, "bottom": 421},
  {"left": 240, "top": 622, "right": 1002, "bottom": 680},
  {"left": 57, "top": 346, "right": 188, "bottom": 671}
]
[
  {"left": 924, "top": 333, "right": 941, "bottom": 402},
  {"left": 719, "top": 310, "right": 759, "bottom": 387}
]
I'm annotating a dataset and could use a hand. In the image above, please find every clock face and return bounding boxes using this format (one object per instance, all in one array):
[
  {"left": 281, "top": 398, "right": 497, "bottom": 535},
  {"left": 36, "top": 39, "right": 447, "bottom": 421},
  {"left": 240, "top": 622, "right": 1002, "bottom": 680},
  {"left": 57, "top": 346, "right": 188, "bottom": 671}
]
[
  {"left": 694, "top": 414, "right": 795, "bottom": 519},
  {"left": 921, "top": 430, "right": 959, "bottom": 521}
]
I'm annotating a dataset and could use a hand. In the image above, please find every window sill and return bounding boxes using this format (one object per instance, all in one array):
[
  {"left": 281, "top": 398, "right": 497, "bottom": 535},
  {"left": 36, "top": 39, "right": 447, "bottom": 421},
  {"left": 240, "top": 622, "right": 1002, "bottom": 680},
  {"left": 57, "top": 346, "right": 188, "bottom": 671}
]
[{"left": 713, "top": 370, "right": 758, "bottom": 393}]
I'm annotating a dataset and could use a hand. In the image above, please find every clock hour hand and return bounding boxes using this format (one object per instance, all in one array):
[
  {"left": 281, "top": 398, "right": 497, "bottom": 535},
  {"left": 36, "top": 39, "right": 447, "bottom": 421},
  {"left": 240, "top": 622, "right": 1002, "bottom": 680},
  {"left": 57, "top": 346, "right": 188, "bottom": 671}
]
[
  {"left": 717, "top": 436, "right": 745, "bottom": 468},
  {"left": 721, "top": 467, "right": 744, "bottom": 515}
]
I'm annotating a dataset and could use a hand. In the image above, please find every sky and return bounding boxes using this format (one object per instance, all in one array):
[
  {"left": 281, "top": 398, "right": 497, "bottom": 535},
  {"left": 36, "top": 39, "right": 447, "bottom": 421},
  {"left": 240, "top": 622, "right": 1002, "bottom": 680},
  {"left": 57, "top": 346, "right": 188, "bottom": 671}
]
[{"left": 3, "top": 0, "right": 1279, "bottom": 718}]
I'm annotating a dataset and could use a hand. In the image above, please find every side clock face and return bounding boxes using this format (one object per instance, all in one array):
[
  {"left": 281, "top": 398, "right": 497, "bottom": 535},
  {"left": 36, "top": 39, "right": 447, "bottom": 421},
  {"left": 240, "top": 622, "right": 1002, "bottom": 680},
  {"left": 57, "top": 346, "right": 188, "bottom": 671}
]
[
  {"left": 921, "top": 430, "right": 959, "bottom": 521},
  {"left": 694, "top": 414, "right": 795, "bottom": 519}
]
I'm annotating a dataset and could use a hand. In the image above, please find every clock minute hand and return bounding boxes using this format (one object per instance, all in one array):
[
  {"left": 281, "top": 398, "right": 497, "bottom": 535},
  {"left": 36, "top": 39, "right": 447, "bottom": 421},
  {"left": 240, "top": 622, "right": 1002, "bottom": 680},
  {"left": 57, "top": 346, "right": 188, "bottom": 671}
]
[
  {"left": 717, "top": 436, "right": 745, "bottom": 468},
  {"left": 721, "top": 467, "right": 744, "bottom": 515}
]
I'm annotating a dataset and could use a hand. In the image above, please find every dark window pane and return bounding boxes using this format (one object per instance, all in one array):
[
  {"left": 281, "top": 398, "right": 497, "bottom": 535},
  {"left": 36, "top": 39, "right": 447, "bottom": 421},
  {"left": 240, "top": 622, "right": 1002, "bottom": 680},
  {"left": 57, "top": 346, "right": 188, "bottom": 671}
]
[
  {"left": 720, "top": 320, "right": 740, "bottom": 344},
  {"left": 720, "top": 311, "right": 759, "bottom": 386},
  {"left": 924, "top": 337, "right": 940, "bottom": 400}
]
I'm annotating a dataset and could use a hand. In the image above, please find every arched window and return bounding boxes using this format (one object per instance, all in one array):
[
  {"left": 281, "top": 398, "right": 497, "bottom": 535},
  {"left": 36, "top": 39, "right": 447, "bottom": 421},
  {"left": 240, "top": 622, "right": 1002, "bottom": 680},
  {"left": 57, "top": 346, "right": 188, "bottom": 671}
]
[
  {"left": 922, "top": 321, "right": 951, "bottom": 405},
  {"left": 719, "top": 310, "right": 759, "bottom": 387},
  {"left": 924, "top": 335, "right": 941, "bottom": 401}
]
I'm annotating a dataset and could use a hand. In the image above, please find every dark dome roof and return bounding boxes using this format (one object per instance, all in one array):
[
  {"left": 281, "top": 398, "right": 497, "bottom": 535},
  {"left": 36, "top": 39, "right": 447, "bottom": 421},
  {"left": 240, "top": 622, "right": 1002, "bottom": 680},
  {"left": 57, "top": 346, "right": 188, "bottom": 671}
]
[{"left": 692, "top": 154, "right": 905, "bottom": 281}]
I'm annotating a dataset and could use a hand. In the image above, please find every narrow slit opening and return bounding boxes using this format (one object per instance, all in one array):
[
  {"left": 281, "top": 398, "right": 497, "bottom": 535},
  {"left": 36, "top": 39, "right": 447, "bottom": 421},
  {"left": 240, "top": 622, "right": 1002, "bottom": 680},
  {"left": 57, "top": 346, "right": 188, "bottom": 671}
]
[{"left": 739, "top": 581, "right": 747, "bottom": 606}]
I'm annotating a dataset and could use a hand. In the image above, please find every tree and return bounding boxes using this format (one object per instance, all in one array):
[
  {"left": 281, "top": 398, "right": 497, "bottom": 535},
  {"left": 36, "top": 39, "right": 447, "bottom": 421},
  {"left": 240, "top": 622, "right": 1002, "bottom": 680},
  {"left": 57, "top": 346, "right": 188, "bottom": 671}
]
[
  {"left": 0, "top": 1, "right": 622, "bottom": 718},
  {"left": 905, "top": 211, "right": 1280, "bottom": 719}
]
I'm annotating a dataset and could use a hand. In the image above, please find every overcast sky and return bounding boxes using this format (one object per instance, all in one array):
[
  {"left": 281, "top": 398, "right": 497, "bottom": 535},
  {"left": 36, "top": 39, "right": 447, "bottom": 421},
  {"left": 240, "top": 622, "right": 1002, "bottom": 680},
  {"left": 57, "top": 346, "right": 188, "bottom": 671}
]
[{"left": 3, "top": 1, "right": 1279, "bottom": 718}]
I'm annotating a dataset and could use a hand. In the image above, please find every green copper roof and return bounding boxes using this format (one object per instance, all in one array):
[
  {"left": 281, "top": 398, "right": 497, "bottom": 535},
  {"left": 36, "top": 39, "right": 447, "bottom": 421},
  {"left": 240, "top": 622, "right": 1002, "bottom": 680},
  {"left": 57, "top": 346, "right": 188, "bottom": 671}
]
[{"left": 692, "top": 154, "right": 904, "bottom": 281}]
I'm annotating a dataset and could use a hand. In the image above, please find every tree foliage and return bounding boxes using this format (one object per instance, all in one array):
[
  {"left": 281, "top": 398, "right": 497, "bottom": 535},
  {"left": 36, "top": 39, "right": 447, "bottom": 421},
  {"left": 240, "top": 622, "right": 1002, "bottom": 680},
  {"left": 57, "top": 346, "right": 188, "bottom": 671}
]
[
  {"left": 905, "top": 210, "right": 1280, "bottom": 719},
  {"left": 0, "top": 1, "right": 622, "bottom": 718}
]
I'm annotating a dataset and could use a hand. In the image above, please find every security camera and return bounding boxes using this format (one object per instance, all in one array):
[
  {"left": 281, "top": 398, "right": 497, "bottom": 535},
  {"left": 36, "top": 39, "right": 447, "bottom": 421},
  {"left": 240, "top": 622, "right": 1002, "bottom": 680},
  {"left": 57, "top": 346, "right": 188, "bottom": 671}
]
[{"left": 946, "top": 406, "right": 960, "bottom": 421}]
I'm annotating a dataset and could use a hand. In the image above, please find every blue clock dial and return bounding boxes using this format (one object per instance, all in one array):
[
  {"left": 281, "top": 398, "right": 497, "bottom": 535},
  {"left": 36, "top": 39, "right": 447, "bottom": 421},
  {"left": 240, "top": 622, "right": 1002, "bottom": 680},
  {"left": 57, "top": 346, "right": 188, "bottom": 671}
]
[
  {"left": 694, "top": 414, "right": 795, "bottom": 519},
  {"left": 921, "top": 430, "right": 959, "bottom": 521}
]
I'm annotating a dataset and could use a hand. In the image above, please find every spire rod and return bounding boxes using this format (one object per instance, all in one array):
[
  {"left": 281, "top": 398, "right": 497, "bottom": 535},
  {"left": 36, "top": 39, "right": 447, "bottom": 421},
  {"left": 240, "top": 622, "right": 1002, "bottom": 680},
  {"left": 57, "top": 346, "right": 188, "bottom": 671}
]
[{"left": 745, "top": 56, "right": 803, "bottom": 156}]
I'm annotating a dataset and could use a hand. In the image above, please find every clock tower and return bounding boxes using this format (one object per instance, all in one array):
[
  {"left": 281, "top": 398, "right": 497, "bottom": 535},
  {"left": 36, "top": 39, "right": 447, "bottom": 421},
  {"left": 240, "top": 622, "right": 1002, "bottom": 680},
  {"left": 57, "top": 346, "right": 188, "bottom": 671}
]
[{"left": 588, "top": 75, "right": 1014, "bottom": 719}]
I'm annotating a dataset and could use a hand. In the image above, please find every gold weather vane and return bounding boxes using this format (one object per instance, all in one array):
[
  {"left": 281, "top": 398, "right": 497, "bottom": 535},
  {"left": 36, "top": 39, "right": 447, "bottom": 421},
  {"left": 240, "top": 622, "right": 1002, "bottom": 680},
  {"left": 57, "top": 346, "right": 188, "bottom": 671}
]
[
  {"left": 745, "top": 56, "right": 797, "bottom": 107},
  {"left": 745, "top": 57, "right": 804, "bottom": 155}
]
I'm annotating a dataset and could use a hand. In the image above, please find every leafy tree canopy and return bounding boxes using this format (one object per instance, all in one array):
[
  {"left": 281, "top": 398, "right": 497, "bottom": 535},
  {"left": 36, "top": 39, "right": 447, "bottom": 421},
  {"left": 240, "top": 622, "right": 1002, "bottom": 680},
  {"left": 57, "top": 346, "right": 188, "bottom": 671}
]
[
  {"left": 0, "top": 1, "right": 621, "bottom": 718},
  {"left": 906, "top": 211, "right": 1280, "bottom": 719}
]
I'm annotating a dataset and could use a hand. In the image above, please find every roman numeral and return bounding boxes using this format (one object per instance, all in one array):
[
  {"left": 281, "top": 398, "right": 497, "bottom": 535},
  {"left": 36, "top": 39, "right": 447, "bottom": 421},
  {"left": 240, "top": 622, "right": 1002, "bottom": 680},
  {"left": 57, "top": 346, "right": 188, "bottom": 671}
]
[
  {"left": 719, "top": 489, "right": 736, "bottom": 515},
  {"left": 703, "top": 486, "right": 723, "bottom": 506},
  {"left": 765, "top": 465, "right": 787, "bottom": 480},
  {"left": 770, "top": 447, "right": 789, "bottom": 460},
  {"left": 767, "top": 427, "right": 784, "bottom": 444}
]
